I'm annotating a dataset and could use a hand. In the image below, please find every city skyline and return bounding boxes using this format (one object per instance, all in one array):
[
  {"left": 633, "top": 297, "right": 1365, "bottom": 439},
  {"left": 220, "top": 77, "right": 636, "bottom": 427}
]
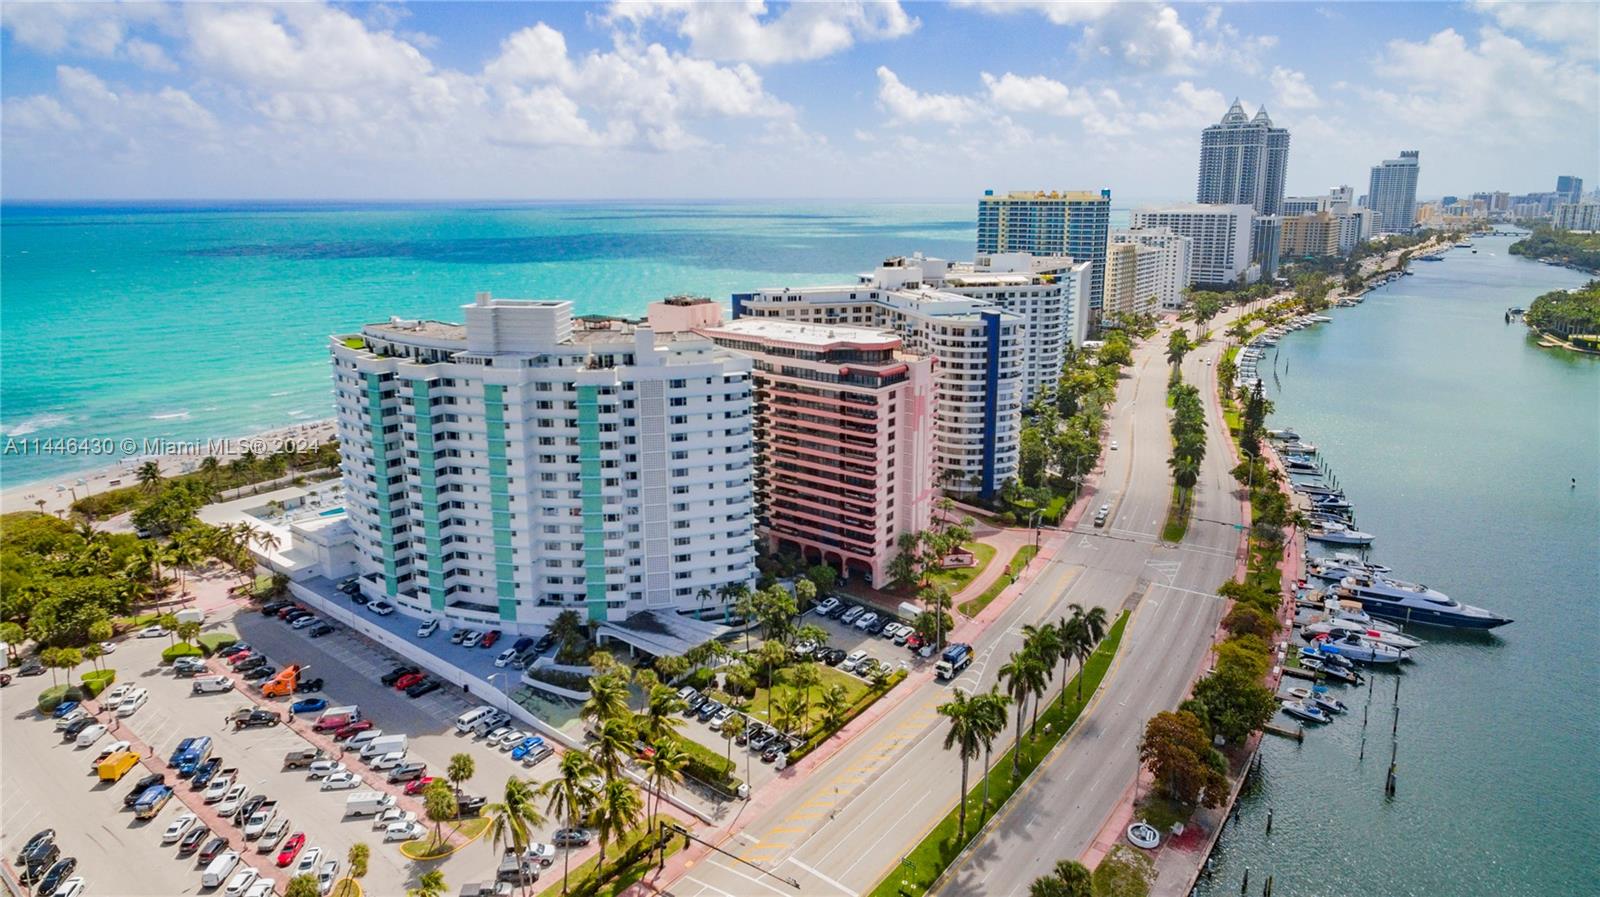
[{"left": 1, "top": 1, "right": 1596, "bottom": 200}]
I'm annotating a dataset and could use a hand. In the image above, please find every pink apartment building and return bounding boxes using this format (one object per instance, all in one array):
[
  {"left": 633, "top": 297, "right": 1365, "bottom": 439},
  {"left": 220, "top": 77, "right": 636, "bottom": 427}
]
[{"left": 697, "top": 317, "right": 937, "bottom": 590}]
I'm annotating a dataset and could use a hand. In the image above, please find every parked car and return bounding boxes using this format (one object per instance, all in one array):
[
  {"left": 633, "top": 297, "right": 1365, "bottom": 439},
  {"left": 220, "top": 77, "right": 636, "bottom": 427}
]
[
  {"left": 406, "top": 679, "right": 441, "bottom": 698},
  {"left": 16, "top": 830, "right": 54, "bottom": 865},
  {"left": 456, "top": 795, "right": 487, "bottom": 817},
  {"left": 291, "top": 698, "right": 328, "bottom": 714},
  {"left": 841, "top": 650, "right": 869, "bottom": 673},
  {"left": 290, "top": 615, "right": 320, "bottom": 630},
  {"left": 123, "top": 773, "right": 164, "bottom": 807},
  {"left": 508, "top": 737, "right": 543, "bottom": 760},
  {"left": 384, "top": 821, "right": 425, "bottom": 842},
  {"left": 369, "top": 602, "right": 395, "bottom": 616},
  {"left": 137, "top": 624, "right": 167, "bottom": 638},
  {"left": 190, "top": 757, "right": 225, "bottom": 789},
  {"left": 417, "top": 619, "right": 440, "bottom": 638},
  {"left": 35, "top": 857, "right": 76, "bottom": 896},
  {"left": 275, "top": 833, "right": 306, "bottom": 867},
  {"left": 162, "top": 813, "right": 199, "bottom": 844},
  {"left": 333, "top": 720, "right": 375, "bottom": 740},
  {"left": 317, "top": 859, "right": 340, "bottom": 895},
  {"left": 403, "top": 776, "right": 436, "bottom": 796},
  {"left": 337, "top": 578, "right": 360, "bottom": 595},
  {"left": 52, "top": 701, "right": 83, "bottom": 720},
  {"left": 321, "top": 772, "right": 362, "bottom": 791},
  {"left": 308, "top": 624, "right": 334, "bottom": 638},
  {"left": 449, "top": 629, "right": 470, "bottom": 645},
  {"left": 520, "top": 744, "right": 555, "bottom": 767},
  {"left": 839, "top": 605, "right": 865, "bottom": 625},
  {"left": 224, "top": 868, "right": 260, "bottom": 897},
  {"left": 480, "top": 630, "right": 501, "bottom": 649},
  {"left": 380, "top": 665, "right": 419, "bottom": 687},
  {"left": 461, "top": 630, "right": 483, "bottom": 648},
  {"left": 393, "top": 672, "right": 426, "bottom": 691},
  {"left": 552, "top": 828, "right": 591, "bottom": 847},
  {"left": 177, "top": 825, "right": 209, "bottom": 856},
  {"left": 307, "top": 760, "right": 347, "bottom": 779},
  {"left": 174, "top": 656, "right": 208, "bottom": 677},
  {"left": 198, "top": 835, "right": 229, "bottom": 864},
  {"left": 855, "top": 612, "right": 881, "bottom": 632},
  {"left": 296, "top": 847, "right": 323, "bottom": 877},
  {"left": 18, "top": 658, "right": 46, "bottom": 676},
  {"left": 709, "top": 707, "right": 736, "bottom": 732},
  {"left": 260, "top": 601, "right": 291, "bottom": 616},
  {"left": 814, "top": 596, "right": 841, "bottom": 616},
  {"left": 386, "top": 762, "right": 427, "bottom": 784},
  {"left": 494, "top": 648, "right": 519, "bottom": 668}
]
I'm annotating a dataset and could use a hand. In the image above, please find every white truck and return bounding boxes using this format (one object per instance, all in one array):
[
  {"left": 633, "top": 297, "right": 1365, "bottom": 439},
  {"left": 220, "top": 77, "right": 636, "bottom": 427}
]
[
  {"left": 344, "top": 791, "right": 396, "bottom": 817},
  {"left": 359, "top": 734, "right": 407, "bottom": 760},
  {"left": 201, "top": 851, "right": 240, "bottom": 889}
]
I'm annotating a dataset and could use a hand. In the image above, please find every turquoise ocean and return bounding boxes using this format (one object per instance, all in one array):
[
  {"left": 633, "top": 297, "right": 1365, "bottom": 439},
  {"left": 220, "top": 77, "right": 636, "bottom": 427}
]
[{"left": 2, "top": 201, "right": 1095, "bottom": 487}]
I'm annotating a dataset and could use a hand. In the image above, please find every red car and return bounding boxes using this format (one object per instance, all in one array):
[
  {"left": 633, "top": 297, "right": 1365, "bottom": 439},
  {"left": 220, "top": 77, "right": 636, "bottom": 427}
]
[
  {"left": 333, "top": 720, "right": 374, "bottom": 740},
  {"left": 393, "top": 672, "right": 426, "bottom": 691},
  {"left": 227, "top": 649, "right": 254, "bottom": 666},
  {"left": 906, "top": 632, "right": 926, "bottom": 651},
  {"left": 403, "top": 776, "right": 436, "bottom": 796},
  {"left": 313, "top": 715, "right": 351, "bottom": 732},
  {"left": 480, "top": 630, "right": 501, "bottom": 649},
  {"left": 277, "top": 605, "right": 307, "bottom": 620},
  {"left": 276, "top": 832, "right": 306, "bottom": 867}
]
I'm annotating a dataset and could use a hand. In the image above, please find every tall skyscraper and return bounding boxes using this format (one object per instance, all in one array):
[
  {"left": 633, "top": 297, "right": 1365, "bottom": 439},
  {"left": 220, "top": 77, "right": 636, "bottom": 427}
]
[
  {"left": 1130, "top": 204, "right": 1255, "bottom": 286},
  {"left": 1368, "top": 151, "right": 1421, "bottom": 235},
  {"left": 976, "top": 189, "right": 1110, "bottom": 313},
  {"left": 1556, "top": 175, "right": 1584, "bottom": 204},
  {"left": 1196, "top": 100, "right": 1291, "bottom": 215}
]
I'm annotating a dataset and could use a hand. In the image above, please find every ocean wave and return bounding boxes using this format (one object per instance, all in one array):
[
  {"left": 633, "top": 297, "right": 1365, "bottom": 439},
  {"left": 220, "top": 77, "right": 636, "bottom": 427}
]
[
  {"left": 150, "top": 411, "right": 191, "bottom": 421},
  {"left": 0, "top": 413, "right": 72, "bottom": 436}
]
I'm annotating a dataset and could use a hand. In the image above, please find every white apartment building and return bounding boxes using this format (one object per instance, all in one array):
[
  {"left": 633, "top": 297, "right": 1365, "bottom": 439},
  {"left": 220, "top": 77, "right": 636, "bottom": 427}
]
[
  {"left": 733, "top": 262, "right": 1026, "bottom": 499},
  {"left": 1338, "top": 207, "right": 1378, "bottom": 253},
  {"left": 1130, "top": 204, "right": 1255, "bottom": 287},
  {"left": 1554, "top": 201, "right": 1600, "bottom": 232},
  {"left": 1109, "top": 228, "right": 1193, "bottom": 311},
  {"left": 330, "top": 293, "right": 758, "bottom": 631}
]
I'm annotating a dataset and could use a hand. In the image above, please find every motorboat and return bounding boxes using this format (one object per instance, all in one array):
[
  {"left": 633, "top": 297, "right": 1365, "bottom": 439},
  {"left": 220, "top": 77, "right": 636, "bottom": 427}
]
[
  {"left": 1310, "top": 631, "right": 1407, "bottom": 665},
  {"left": 1310, "top": 554, "right": 1391, "bottom": 575},
  {"left": 1308, "top": 522, "right": 1374, "bottom": 545},
  {"left": 1267, "top": 428, "right": 1300, "bottom": 441},
  {"left": 1309, "top": 687, "right": 1348, "bottom": 715},
  {"left": 1281, "top": 700, "right": 1330, "bottom": 724},
  {"left": 1279, "top": 441, "right": 1317, "bottom": 454},
  {"left": 1317, "top": 662, "right": 1363, "bottom": 685},
  {"left": 1285, "top": 458, "right": 1320, "bottom": 474},
  {"left": 1292, "top": 481, "right": 1342, "bottom": 497},
  {"left": 1302, "top": 620, "right": 1425, "bottom": 651},
  {"left": 1311, "top": 495, "right": 1352, "bottom": 511},
  {"left": 1334, "top": 573, "right": 1512, "bottom": 630}
]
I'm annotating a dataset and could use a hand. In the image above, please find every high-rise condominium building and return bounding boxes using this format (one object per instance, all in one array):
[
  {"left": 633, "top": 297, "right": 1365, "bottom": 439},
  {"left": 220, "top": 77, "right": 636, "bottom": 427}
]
[
  {"left": 331, "top": 293, "right": 757, "bottom": 629},
  {"left": 1281, "top": 212, "right": 1343, "bottom": 257},
  {"left": 698, "top": 318, "right": 936, "bottom": 589},
  {"left": 1107, "top": 228, "right": 1193, "bottom": 312},
  {"left": 1338, "top": 208, "right": 1377, "bottom": 253},
  {"left": 1556, "top": 176, "right": 1584, "bottom": 204},
  {"left": 1251, "top": 216, "right": 1282, "bottom": 279},
  {"left": 733, "top": 261, "right": 1027, "bottom": 499},
  {"left": 1554, "top": 201, "right": 1599, "bottom": 232},
  {"left": 1196, "top": 100, "right": 1290, "bottom": 215},
  {"left": 1367, "top": 151, "right": 1421, "bottom": 234},
  {"left": 1130, "top": 204, "right": 1255, "bottom": 286},
  {"left": 976, "top": 190, "right": 1110, "bottom": 313}
]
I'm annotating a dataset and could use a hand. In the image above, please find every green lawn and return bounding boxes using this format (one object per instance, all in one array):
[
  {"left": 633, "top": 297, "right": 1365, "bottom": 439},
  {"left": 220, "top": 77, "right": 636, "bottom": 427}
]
[
  {"left": 865, "top": 611, "right": 1130, "bottom": 897},
  {"left": 957, "top": 545, "right": 1038, "bottom": 617},
  {"left": 924, "top": 542, "right": 997, "bottom": 595},
  {"left": 533, "top": 820, "right": 682, "bottom": 897},
  {"left": 740, "top": 665, "right": 868, "bottom": 736}
]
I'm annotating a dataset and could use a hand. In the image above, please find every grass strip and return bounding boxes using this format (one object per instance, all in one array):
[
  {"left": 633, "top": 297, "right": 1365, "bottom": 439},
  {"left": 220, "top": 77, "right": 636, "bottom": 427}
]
[
  {"left": 865, "top": 610, "right": 1130, "bottom": 897},
  {"left": 1160, "top": 485, "right": 1191, "bottom": 543},
  {"left": 957, "top": 544, "right": 1039, "bottom": 617}
]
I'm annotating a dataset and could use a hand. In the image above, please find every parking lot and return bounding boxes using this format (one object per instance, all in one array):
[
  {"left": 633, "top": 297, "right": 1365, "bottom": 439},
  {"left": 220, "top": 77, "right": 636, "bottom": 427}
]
[{"left": 0, "top": 606, "right": 582, "bottom": 896}]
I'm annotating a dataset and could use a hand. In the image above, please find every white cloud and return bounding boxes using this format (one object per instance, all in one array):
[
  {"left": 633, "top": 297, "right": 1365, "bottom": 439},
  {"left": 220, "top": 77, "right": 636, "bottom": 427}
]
[
  {"left": 1269, "top": 67, "right": 1320, "bottom": 109},
  {"left": 874, "top": 66, "right": 977, "bottom": 124},
  {"left": 4, "top": 65, "right": 216, "bottom": 164},
  {"left": 1468, "top": 2, "right": 1599, "bottom": 55},
  {"left": 607, "top": 0, "right": 917, "bottom": 64},
  {"left": 981, "top": 72, "right": 1072, "bottom": 113},
  {"left": 1, "top": 2, "right": 177, "bottom": 70}
]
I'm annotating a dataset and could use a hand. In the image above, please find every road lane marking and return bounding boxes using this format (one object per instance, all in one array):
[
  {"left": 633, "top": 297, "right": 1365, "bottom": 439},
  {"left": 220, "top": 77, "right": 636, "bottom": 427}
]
[{"left": 786, "top": 856, "right": 857, "bottom": 896}]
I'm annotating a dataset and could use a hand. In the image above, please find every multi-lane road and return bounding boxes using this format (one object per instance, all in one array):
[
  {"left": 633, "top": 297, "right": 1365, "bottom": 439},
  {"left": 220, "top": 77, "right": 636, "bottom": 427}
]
[{"left": 665, "top": 318, "right": 1247, "bottom": 897}]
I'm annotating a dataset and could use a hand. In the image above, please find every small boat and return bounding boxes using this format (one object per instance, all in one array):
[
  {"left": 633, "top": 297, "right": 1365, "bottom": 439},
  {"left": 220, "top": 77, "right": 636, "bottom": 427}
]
[
  {"left": 1308, "top": 522, "right": 1374, "bottom": 546},
  {"left": 1312, "top": 632, "right": 1407, "bottom": 664},
  {"left": 1285, "top": 459, "right": 1321, "bottom": 474},
  {"left": 1267, "top": 428, "right": 1300, "bottom": 441},
  {"left": 1319, "top": 663, "right": 1363, "bottom": 685},
  {"left": 1310, "top": 687, "right": 1348, "bottom": 715},
  {"left": 1287, "top": 686, "right": 1313, "bottom": 701},
  {"left": 1302, "top": 621, "right": 1424, "bottom": 651},
  {"left": 1279, "top": 441, "right": 1317, "bottom": 454},
  {"left": 1281, "top": 700, "right": 1330, "bottom": 724},
  {"left": 1311, "top": 495, "right": 1352, "bottom": 510},
  {"left": 1293, "top": 482, "right": 1343, "bottom": 497}
]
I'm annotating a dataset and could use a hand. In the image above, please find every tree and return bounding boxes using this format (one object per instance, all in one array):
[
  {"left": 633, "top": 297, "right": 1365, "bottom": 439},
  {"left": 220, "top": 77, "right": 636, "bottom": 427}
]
[
  {"left": 805, "top": 563, "right": 837, "bottom": 596},
  {"left": 1019, "top": 426, "right": 1049, "bottom": 488},
  {"left": 999, "top": 650, "right": 1046, "bottom": 773},
  {"left": 136, "top": 461, "right": 164, "bottom": 493},
  {"left": 589, "top": 717, "right": 634, "bottom": 786},
  {"left": 1222, "top": 605, "right": 1276, "bottom": 641},
  {"left": 540, "top": 751, "right": 599, "bottom": 895},
  {"left": 423, "top": 779, "right": 459, "bottom": 846},
  {"left": 175, "top": 620, "right": 202, "bottom": 646},
  {"left": 640, "top": 739, "right": 689, "bottom": 830},
  {"left": 346, "top": 842, "right": 370, "bottom": 892},
  {"left": 0, "top": 622, "right": 24, "bottom": 664},
  {"left": 82, "top": 642, "right": 105, "bottom": 672},
  {"left": 937, "top": 688, "right": 985, "bottom": 841},
  {"left": 286, "top": 874, "right": 323, "bottom": 897},
  {"left": 1028, "top": 858, "right": 1093, "bottom": 897},
  {"left": 820, "top": 683, "right": 851, "bottom": 729},
  {"left": 1165, "top": 329, "right": 1191, "bottom": 369},
  {"left": 1138, "top": 710, "right": 1228, "bottom": 807},
  {"left": 592, "top": 777, "right": 643, "bottom": 872},
  {"left": 1189, "top": 667, "right": 1277, "bottom": 744},
  {"left": 1021, "top": 623, "right": 1062, "bottom": 720},
  {"left": 408, "top": 869, "right": 447, "bottom": 897},
  {"left": 486, "top": 776, "right": 547, "bottom": 893},
  {"left": 789, "top": 661, "right": 822, "bottom": 733},
  {"left": 773, "top": 688, "right": 807, "bottom": 735},
  {"left": 889, "top": 531, "right": 923, "bottom": 591},
  {"left": 550, "top": 610, "right": 587, "bottom": 661},
  {"left": 582, "top": 671, "right": 632, "bottom": 728},
  {"left": 447, "top": 752, "right": 476, "bottom": 795},
  {"left": 637, "top": 684, "right": 688, "bottom": 746},
  {"left": 793, "top": 577, "right": 817, "bottom": 613},
  {"left": 971, "top": 688, "right": 1010, "bottom": 812}
]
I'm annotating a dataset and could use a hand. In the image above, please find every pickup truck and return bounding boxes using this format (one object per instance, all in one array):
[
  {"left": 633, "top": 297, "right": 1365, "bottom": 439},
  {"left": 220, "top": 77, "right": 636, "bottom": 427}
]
[
  {"left": 283, "top": 748, "right": 329, "bottom": 769},
  {"left": 234, "top": 709, "right": 283, "bottom": 730},
  {"left": 243, "top": 800, "right": 279, "bottom": 839}
]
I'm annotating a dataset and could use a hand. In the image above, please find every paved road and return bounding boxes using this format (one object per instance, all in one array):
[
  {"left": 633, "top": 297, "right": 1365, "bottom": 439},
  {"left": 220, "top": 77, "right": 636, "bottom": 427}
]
[{"left": 664, "top": 319, "right": 1247, "bottom": 897}]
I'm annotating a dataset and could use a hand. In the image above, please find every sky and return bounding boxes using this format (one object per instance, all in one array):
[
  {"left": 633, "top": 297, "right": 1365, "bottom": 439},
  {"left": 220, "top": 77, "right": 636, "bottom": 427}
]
[{"left": 1, "top": 1, "right": 1596, "bottom": 202}]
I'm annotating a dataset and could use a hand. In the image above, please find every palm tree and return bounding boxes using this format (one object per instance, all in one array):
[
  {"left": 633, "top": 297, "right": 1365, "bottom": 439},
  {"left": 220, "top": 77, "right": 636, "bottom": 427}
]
[
  {"left": 199, "top": 456, "right": 221, "bottom": 490},
  {"left": 588, "top": 717, "right": 633, "bottom": 786},
  {"left": 774, "top": 689, "right": 807, "bottom": 736},
  {"left": 486, "top": 776, "right": 547, "bottom": 894},
  {"left": 346, "top": 842, "right": 370, "bottom": 897},
  {"left": 973, "top": 688, "right": 1010, "bottom": 813},
  {"left": 286, "top": 875, "right": 323, "bottom": 897},
  {"left": 423, "top": 779, "right": 459, "bottom": 848},
  {"left": 1169, "top": 454, "right": 1201, "bottom": 513},
  {"left": 789, "top": 662, "right": 821, "bottom": 733},
  {"left": 157, "top": 613, "right": 180, "bottom": 646},
  {"left": 136, "top": 461, "right": 164, "bottom": 493},
  {"left": 820, "top": 683, "right": 850, "bottom": 729},
  {"left": 937, "top": 689, "right": 985, "bottom": 841},
  {"left": 582, "top": 672, "right": 631, "bottom": 728},
  {"left": 999, "top": 650, "right": 1043, "bottom": 773},
  {"left": 0, "top": 622, "right": 23, "bottom": 665},
  {"left": 1021, "top": 623, "right": 1061, "bottom": 702},
  {"left": 252, "top": 527, "right": 282, "bottom": 568},
  {"left": 82, "top": 642, "right": 105, "bottom": 672},
  {"left": 447, "top": 752, "right": 476, "bottom": 796},
  {"left": 636, "top": 684, "right": 687, "bottom": 746},
  {"left": 640, "top": 739, "right": 689, "bottom": 830},
  {"left": 1069, "top": 603, "right": 1108, "bottom": 702},
  {"left": 408, "top": 869, "right": 447, "bottom": 897},
  {"left": 540, "top": 752, "right": 599, "bottom": 895},
  {"left": 592, "top": 778, "right": 643, "bottom": 872}
]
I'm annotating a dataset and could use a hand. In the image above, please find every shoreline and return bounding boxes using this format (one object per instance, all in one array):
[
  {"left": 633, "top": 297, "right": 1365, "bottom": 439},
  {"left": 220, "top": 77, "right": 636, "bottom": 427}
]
[{"left": 1, "top": 418, "right": 336, "bottom": 516}]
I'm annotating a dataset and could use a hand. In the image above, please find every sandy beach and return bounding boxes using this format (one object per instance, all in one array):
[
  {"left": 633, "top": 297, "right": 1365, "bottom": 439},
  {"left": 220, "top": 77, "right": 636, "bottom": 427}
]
[{"left": 1, "top": 418, "right": 337, "bottom": 516}]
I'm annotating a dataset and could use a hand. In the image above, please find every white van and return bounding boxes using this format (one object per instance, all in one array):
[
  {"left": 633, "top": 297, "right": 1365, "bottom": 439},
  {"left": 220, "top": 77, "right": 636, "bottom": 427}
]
[
  {"left": 360, "top": 734, "right": 407, "bottom": 759},
  {"left": 192, "top": 675, "right": 235, "bottom": 695},
  {"left": 116, "top": 688, "right": 149, "bottom": 717},
  {"left": 346, "top": 729, "right": 385, "bottom": 751},
  {"left": 455, "top": 707, "right": 496, "bottom": 733},
  {"left": 201, "top": 851, "right": 240, "bottom": 888},
  {"left": 344, "top": 791, "right": 396, "bottom": 817}
]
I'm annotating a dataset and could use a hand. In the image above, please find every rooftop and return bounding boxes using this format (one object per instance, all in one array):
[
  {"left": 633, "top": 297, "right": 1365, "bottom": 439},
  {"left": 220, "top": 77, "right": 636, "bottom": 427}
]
[
  {"left": 700, "top": 318, "right": 901, "bottom": 349},
  {"left": 363, "top": 318, "right": 468, "bottom": 341},
  {"left": 982, "top": 190, "right": 1108, "bottom": 202}
]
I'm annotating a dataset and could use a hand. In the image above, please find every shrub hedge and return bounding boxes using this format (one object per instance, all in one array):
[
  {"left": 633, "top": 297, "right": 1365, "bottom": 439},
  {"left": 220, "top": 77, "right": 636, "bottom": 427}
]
[
  {"left": 197, "top": 633, "right": 239, "bottom": 656},
  {"left": 663, "top": 730, "right": 738, "bottom": 788},
  {"left": 80, "top": 669, "right": 116, "bottom": 696},
  {"left": 788, "top": 669, "right": 907, "bottom": 764},
  {"left": 37, "top": 684, "right": 84, "bottom": 713},
  {"left": 160, "top": 643, "right": 203, "bottom": 663}
]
